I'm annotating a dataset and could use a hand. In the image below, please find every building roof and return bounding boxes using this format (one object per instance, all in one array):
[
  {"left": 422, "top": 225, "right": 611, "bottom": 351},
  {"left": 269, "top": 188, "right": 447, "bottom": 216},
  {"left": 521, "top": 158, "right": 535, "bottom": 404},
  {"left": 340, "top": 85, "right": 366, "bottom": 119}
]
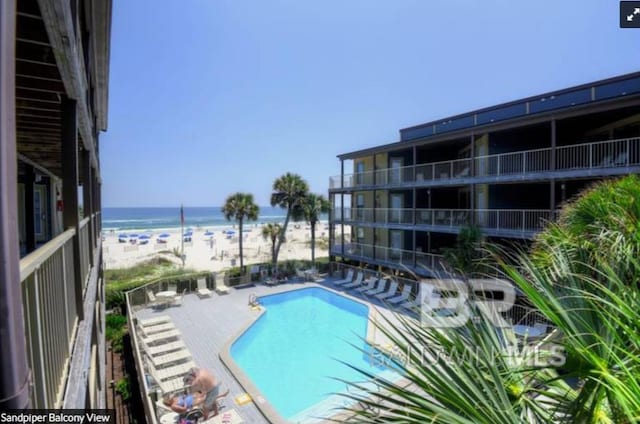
[{"left": 337, "top": 71, "right": 640, "bottom": 160}]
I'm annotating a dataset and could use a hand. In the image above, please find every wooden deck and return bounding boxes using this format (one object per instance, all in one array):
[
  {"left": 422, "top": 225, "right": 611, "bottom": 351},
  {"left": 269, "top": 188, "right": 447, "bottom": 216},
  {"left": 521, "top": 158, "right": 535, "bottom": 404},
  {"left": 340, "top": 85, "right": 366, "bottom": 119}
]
[{"left": 134, "top": 277, "right": 408, "bottom": 423}]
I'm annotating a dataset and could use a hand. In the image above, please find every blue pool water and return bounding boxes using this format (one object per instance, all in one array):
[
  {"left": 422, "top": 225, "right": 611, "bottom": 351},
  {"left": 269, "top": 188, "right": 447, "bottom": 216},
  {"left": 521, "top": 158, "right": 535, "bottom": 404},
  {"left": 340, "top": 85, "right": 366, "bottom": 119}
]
[{"left": 230, "top": 287, "right": 391, "bottom": 421}]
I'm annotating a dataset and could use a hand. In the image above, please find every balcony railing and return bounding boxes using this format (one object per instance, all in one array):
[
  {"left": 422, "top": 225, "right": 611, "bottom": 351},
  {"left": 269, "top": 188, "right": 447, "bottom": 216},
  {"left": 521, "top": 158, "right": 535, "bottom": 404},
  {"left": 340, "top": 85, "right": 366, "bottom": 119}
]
[
  {"left": 331, "top": 242, "right": 445, "bottom": 273},
  {"left": 20, "top": 229, "right": 78, "bottom": 408},
  {"left": 18, "top": 212, "right": 101, "bottom": 408},
  {"left": 335, "top": 208, "right": 554, "bottom": 234},
  {"left": 329, "top": 137, "right": 640, "bottom": 189}
]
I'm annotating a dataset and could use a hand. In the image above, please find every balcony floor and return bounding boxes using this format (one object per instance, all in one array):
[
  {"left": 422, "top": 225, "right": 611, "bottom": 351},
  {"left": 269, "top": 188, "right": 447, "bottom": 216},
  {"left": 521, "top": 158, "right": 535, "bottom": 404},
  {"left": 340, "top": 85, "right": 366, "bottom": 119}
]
[{"left": 133, "top": 278, "right": 406, "bottom": 423}]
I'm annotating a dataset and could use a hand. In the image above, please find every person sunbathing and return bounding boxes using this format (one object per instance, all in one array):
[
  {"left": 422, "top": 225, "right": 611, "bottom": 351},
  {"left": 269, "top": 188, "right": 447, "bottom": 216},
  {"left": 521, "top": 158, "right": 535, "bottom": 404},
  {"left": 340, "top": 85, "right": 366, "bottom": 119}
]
[{"left": 162, "top": 391, "right": 205, "bottom": 414}]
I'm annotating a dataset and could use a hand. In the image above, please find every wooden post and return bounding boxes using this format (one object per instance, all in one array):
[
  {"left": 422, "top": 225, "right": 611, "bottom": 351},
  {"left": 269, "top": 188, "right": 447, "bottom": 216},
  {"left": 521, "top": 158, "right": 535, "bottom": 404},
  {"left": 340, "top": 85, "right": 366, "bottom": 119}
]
[
  {"left": 62, "top": 96, "right": 84, "bottom": 320},
  {"left": 0, "top": 0, "right": 31, "bottom": 409}
]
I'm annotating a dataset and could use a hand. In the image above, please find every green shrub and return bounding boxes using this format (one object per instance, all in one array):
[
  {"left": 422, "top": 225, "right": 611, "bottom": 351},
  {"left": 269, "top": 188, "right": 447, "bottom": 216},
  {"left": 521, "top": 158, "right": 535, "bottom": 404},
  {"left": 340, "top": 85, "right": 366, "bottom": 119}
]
[
  {"left": 115, "top": 378, "right": 130, "bottom": 401},
  {"left": 106, "top": 313, "right": 127, "bottom": 353}
]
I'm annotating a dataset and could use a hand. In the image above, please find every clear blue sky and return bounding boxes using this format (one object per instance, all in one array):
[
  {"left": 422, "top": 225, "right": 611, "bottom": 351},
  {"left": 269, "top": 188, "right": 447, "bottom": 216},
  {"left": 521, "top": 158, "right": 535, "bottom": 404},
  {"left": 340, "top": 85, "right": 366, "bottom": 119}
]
[{"left": 101, "top": 0, "right": 639, "bottom": 207}]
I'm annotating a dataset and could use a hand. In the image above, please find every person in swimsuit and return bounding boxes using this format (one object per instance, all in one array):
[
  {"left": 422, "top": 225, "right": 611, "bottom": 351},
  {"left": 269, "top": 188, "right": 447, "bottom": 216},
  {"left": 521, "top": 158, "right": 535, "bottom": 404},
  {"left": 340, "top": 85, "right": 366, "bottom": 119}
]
[
  {"left": 162, "top": 392, "right": 205, "bottom": 414},
  {"left": 188, "top": 368, "right": 230, "bottom": 418}
]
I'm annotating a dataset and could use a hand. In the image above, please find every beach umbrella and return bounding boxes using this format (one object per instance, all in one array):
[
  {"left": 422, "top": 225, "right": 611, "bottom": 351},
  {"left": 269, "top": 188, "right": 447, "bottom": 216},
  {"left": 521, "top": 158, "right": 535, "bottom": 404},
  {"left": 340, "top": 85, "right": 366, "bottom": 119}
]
[
  {"left": 139, "top": 234, "right": 151, "bottom": 240},
  {"left": 118, "top": 233, "right": 128, "bottom": 238},
  {"left": 203, "top": 231, "right": 214, "bottom": 236},
  {"left": 158, "top": 233, "right": 170, "bottom": 238},
  {"left": 129, "top": 233, "right": 139, "bottom": 239}
]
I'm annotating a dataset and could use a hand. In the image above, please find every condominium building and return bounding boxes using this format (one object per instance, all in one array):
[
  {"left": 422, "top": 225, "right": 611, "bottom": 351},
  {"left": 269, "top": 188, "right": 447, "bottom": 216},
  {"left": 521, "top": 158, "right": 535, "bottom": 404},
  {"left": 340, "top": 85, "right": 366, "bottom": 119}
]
[
  {"left": 0, "top": 0, "right": 112, "bottom": 409},
  {"left": 329, "top": 72, "right": 640, "bottom": 278}
]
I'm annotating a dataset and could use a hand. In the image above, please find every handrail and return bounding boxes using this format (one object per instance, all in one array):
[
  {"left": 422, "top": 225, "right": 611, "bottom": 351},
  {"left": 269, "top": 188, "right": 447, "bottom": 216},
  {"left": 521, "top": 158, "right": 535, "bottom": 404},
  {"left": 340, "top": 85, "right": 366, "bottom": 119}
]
[
  {"left": 79, "top": 216, "right": 91, "bottom": 228},
  {"left": 19, "top": 228, "right": 76, "bottom": 282},
  {"left": 329, "top": 136, "right": 640, "bottom": 187}
]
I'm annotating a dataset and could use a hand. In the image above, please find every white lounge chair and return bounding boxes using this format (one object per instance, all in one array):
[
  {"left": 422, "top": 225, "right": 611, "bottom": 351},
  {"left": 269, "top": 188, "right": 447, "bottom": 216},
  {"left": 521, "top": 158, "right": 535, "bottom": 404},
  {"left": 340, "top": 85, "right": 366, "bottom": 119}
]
[
  {"left": 147, "top": 360, "right": 192, "bottom": 394},
  {"left": 387, "top": 285, "right": 412, "bottom": 304},
  {"left": 342, "top": 272, "right": 364, "bottom": 289},
  {"left": 216, "top": 278, "right": 230, "bottom": 294},
  {"left": 142, "top": 339, "right": 187, "bottom": 357},
  {"left": 376, "top": 281, "right": 399, "bottom": 300},
  {"left": 354, "top": 276, "right": 378, "bottom": 292},
  {"left": 148, "top": 358, "right": 196, "bottom": 382},
  {"left": 333, "top": 269, "right": 354, "bottom": 286},
  {"left": 139, "top": 322, "right": 177, "bottom": 337},
  {"left": 149, "top": 349, "right": 193, "bottom": 368},
  {"left": 142, "top": 329, "right": 181, "bottom": 346},
  {"left": 364, "top": 279, "right": 388, "bottom": 296},
  {"left": 197, "top": 278, "right": 212, "bottom": 298},
  {"left": 138, "top": 315, "right": 171, "bottom": 328},
  {"left": 172, "top": 289, "right": 186, "bottom": 306}
]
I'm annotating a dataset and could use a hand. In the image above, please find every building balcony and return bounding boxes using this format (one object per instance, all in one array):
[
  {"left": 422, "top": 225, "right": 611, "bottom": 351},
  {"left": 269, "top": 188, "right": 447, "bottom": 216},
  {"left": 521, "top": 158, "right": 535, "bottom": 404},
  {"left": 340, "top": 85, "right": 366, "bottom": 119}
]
[
  {"left": 333, "top": 208, "right": 555, "bottom": 238},
  {"left": 329, "top": 136, "right": 640, "bottom": 190},
  {"left": 18, "top": 212, "right": 103, "bottom": 408},
  {"left": 330, "top": 242, "right": 446, "bottom": 276}
]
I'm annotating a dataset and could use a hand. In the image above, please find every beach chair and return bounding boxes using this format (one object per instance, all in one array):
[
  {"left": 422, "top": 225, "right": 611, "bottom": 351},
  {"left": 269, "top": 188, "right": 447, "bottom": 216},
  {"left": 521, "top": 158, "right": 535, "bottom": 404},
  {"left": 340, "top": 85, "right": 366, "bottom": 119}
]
[
  {"left": 149, "top": 348, "right": 193, "bottom": 368},
  {"left": 142, "top": 329, "right": 181, "bottom": 346},
  {"left": 354, "top": 276, "right": 378, "bottom": 292},
  {"left": 333, "top": 269, "right": 354, "bottom": 286},
  {"left": 172, "top": 289, "right": 186, "bottom": 306},
  {"left": 147, "top": 359, "right": 192, "bottom": 394},
  {"left": 341, "top": 272, "right": 364, "bottom": 289},
  {"left": 138, "top": 315, "right": 171, "bottom": 328},
  {"left": 295, "top": 269, "right": 308, "bottom": 282},
  {"left": 139, "top": 322, "right": 177, "bottom": 337},
  {"left": 215, "top": 279, "right": 230, "bottom": 295},
  {"left": 147, "top": 290, "right": 159, "bottom": 307},
  {"left": 142, "top": 338, "right": 187, "bottom": 357},
  {"left": 148, "top": 357, "right": 196, "bottom": 381},
  {"left": 196, "top": 278, "right": 212, "bottom": 298},
  {"left": 376, "top": 281, "right": 399, "bottom": 300},
  {"left": 364, "top": 279, "right": 388, "bottom": 296},
  {"left": 386, "top": 285, "right": 412, "bottom": 305}
]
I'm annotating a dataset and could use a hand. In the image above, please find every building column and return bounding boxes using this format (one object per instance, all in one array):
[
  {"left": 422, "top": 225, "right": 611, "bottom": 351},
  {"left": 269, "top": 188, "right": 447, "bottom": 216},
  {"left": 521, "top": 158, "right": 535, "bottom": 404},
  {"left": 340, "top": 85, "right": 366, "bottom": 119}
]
[
  {"left": 62, "top": 97, "right": 84, "bottom": 320},
  {"left": 470, "top": 134, "right": 476, "bottom": 225},
  {"left": 372, "top": 155, "right": 376, "bottom": 262},
  {"left": 24, "top": 165, "right": 36, "bottom": 253},
  {"left": 550, "top": 120, "right": 557, "bottom": 212},
  {"left": 0, "top": 0, "right": 31, "bottom": 409},
  {"left": 82, "top": 148, "right": 94, "bottom": 266}
]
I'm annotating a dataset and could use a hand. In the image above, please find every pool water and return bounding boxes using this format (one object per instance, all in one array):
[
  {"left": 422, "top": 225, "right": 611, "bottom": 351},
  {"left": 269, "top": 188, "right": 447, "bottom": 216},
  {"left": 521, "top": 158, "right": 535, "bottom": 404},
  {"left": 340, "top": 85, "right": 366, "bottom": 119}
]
[{"left": 230, "top": 287, "right": 391, "bottom": 422}]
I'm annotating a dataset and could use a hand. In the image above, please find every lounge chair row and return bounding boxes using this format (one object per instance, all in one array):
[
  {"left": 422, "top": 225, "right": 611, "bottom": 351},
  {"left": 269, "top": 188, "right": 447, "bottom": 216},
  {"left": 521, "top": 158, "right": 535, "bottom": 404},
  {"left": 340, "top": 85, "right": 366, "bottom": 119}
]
[
  {"left": 137, "top": 315, "right": 196, "bottom": 394},
  {"left": 332, "top": 269, "right": 418, "bottom": 310},
  {"left": 197, "top": 277, "right": 229, "bottom": 297}
]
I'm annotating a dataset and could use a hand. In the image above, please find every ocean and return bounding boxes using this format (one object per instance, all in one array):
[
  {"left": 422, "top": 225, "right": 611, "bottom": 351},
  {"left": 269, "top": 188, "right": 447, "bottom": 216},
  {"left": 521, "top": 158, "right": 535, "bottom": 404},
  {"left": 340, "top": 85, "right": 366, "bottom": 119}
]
[{"left": 101, "top": 206, "right": 327, "bottom": 233}]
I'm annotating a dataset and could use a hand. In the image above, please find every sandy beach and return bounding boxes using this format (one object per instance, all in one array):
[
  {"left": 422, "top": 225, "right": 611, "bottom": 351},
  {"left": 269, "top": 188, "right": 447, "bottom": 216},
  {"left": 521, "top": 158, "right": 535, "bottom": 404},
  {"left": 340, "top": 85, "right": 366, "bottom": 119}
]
[{"left": 102, "top": 223, "right": 345, "bottom": 271}]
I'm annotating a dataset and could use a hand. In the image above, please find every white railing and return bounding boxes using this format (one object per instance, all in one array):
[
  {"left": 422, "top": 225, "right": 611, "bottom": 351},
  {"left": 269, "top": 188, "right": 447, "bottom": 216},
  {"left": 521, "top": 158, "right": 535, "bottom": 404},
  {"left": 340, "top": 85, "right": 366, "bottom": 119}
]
[
  {"left": 475, "top": 209, "right": 552, "bottom": 232},
  {"left": 20, "top": 229, "right": 78, "bottom": 408},
  {"left": 331, "top": 243, "right": 447, "bottom": 274},
  {"left": 374, "top": 208, "right": 414, "bottom": 225},
  {"left": 329, "top": 137, "right": 640, "bottom": 189},
  {"left": 334, "top": 208, "right": 552, "bottom": 233}
]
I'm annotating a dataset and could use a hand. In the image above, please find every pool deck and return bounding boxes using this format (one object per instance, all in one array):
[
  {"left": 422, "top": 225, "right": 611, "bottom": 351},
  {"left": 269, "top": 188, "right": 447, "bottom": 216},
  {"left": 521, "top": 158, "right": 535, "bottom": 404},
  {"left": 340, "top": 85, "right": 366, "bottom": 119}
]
[{"left": 134, "top": 277, "right": 408, "bottom": 424}]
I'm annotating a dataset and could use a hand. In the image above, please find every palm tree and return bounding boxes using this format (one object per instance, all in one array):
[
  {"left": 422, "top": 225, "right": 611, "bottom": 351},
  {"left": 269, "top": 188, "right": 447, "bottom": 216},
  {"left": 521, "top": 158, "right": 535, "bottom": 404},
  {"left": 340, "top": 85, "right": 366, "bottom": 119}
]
[
  {"left": 339, "top": 175, "right": 640, "bottom": 423},
  {"left": 299, "top": 193, "right": 330, "bottom": 268},
  {"left": 270, "top": 173, "right": 309, "bottom": 270},
  {"left": 261, "top": 222, "right": 282, "bottom": 272},
  {"left": 221, "top": 192, "right": 259, "bottom": 272}
]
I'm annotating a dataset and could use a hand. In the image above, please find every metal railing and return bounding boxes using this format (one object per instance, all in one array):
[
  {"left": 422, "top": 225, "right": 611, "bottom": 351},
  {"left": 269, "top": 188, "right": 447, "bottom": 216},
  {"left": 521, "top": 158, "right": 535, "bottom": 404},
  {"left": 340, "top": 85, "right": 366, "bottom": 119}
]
[
  {"left": 330, "top": 242, "right": 445, "bottom": 272},
  {"left": 334, "top": 208, "right": 553, "bottom": 233},
  {"left": 79, "top": 217, "right": 91, "bottom": 288},
  {"left": 329, "top": 137, "right": 640, "bottom": 189},
  {"left": 474, "top": 209, "right": 553, "bottom": 232},
  {"left": 20, "top": 229, "right": 78, "bottom": 408}
]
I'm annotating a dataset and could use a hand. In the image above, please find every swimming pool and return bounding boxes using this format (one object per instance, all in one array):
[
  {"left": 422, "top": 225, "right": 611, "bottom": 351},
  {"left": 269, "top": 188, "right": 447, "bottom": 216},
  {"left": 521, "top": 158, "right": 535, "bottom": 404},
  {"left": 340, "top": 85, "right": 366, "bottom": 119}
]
[{"left": 230, "top": 287, "right": 393, "bottom": 422}]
